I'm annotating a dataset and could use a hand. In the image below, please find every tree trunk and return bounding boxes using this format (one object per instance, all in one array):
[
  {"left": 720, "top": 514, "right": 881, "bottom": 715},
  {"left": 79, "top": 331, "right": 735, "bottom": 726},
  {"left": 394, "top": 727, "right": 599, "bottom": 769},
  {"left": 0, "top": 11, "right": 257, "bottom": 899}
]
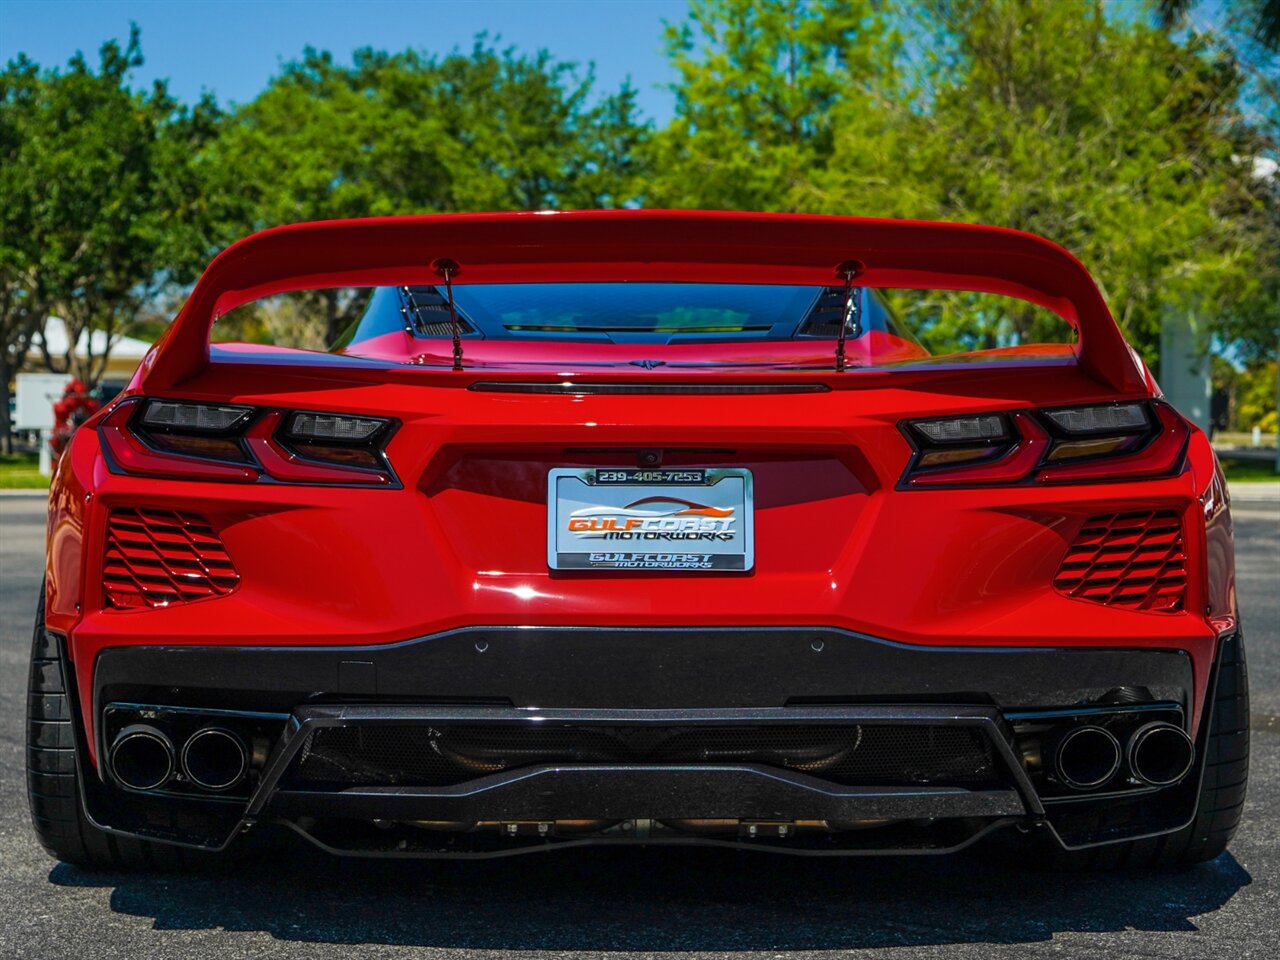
[
  {"left": 325, "top": 291, "right": 342, "bottom": 349},
  {"left": 0, "top": 352, "right": 13, "bottom": 455}
]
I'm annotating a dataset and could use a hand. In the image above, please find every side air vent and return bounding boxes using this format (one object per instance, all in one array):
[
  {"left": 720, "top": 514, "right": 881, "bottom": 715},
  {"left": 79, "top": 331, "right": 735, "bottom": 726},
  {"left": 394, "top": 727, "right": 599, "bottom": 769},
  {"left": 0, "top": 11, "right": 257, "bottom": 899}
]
[
  {"left": 1052, "top": 510, "right": 1186, "bottom": 613},
  {"left": 103, "top": 508, "right": 239, "bottom": 609}
]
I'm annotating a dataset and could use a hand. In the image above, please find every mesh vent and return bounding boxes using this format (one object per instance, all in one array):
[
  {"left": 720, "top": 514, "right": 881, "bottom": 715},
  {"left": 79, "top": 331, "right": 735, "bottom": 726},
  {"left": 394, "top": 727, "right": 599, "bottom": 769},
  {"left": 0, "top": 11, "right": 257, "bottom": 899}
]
[
  {"left": 403, "top": 286, "right": 475, "bottom": 337},
  {"left": 290, "top": 723, "right": 997, "bottom": 788},
  {"left": 103, "top": 508, "right": 239, "bottom": 608},
  {"left": 799, "top": 286, "right": 852, "bottom": 338},
  {"left": 1053, "top": 510, "right": 1186, "bottom": 612}
]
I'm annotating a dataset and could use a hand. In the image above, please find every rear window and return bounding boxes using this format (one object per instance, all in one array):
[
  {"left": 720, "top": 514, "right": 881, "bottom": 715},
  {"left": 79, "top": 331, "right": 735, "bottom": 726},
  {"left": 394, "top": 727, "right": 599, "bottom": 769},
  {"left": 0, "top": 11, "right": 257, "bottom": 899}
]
[{"left": 216, "top": 282, "right": 1073, "bottom": 365}]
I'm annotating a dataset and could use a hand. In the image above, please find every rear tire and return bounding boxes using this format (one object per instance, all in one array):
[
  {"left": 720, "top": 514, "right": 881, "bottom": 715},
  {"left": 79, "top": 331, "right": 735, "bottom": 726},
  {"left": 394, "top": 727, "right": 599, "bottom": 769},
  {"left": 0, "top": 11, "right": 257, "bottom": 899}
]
[
  {"left": 1041, "top": 631, "right": 1249, "bottom": 870},
  {"left": 26, "top": 592, "right": 218, "bottom": 870}
]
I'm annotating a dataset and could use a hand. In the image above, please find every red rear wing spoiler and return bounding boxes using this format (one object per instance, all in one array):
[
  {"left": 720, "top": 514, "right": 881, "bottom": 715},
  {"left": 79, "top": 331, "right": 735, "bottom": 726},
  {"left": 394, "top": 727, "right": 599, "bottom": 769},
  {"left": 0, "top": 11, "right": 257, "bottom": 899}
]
[{"left": 138, "top": 210, "right": 1145, "bottom": 392}]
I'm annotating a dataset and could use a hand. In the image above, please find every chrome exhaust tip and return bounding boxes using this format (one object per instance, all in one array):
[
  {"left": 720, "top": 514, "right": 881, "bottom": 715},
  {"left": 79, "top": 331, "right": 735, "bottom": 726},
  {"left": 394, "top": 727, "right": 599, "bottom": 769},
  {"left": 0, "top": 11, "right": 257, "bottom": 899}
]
[
  {"left": 108, "top": 724, "right": 175, "bottom": 791},
  {"left": 1053, "top": 724, "right": 1122, "bottom": 790},
  {"left": 180, "top": 727, "right": 248, "bottom": 791},
  {"left": 1128, "top": 721, "right": 1195, "bottom": 786}
]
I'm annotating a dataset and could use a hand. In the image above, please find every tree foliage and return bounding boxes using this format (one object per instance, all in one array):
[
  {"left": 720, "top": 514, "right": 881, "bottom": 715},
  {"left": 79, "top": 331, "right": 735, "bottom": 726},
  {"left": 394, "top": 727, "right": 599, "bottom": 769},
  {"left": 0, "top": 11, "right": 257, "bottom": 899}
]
[
  {"left": 1, "top": 0, "right": 1276, "bottom": 450},
  {"left": 0, "top": 27, "right": 221, "bottom": 449},
  {"left": 645, "top": 0, "right": 904, "bottom": 211},
  {"left": 914, "top": 0, "right": 1274, "bottom": 364},
  {"left": 652, "top": 0, "right": 1277, "bottom": 367},
  {"left": 1236, "top": 360, "right": 1279, "bottom": 431},
  {"left": 205, "top": 42, "right": 649, "bottom": 344}
]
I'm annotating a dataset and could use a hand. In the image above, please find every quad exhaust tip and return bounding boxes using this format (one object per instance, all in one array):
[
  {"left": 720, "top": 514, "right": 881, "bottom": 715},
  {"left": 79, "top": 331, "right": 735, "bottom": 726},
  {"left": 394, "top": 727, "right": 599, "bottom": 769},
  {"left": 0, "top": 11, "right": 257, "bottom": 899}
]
[
  {"left": 180, "top": 727, "right": 248, "bottom": 791},
  {"left": 1128, "top": 721, "right": 1195, "bottom": 786},
  {"left": 108, "top": 724, "right": 175, "bottom": 791},
  {"left": 1054, "top": 724, "right": 1122, "bottom": 790}
]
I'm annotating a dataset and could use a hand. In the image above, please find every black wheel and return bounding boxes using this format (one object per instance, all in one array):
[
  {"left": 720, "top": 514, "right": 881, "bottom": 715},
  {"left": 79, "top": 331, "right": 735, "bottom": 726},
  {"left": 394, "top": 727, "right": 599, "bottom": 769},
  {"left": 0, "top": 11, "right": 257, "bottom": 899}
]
[
  {"left": 1042, "top": 631, "right": 1249, "bottom": 870},
  {"left": 26, "top": 592, "right": 218, "bottom": 870}
]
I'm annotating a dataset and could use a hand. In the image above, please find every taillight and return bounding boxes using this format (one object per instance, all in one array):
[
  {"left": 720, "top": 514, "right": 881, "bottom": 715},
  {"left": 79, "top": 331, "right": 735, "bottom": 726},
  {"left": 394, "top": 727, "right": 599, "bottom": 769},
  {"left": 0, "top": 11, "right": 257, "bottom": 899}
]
[
  {"left": 901, "top": 401, "right": 1188, "bottom": 487},
  {"left": 135, "top": 399, "right": 256, "bottom": 464},
  {"left": 99, "top": 401, "right": 258, "bottom": 482},
  {"left": 99, "top": 397, "right": 398, "bottom": 486},
  {"left": 1034, "top": 403, "right": 1187, "bottom": 483},
  {"left": 244, "top": 411, "right": 394, "bottom": 485}
]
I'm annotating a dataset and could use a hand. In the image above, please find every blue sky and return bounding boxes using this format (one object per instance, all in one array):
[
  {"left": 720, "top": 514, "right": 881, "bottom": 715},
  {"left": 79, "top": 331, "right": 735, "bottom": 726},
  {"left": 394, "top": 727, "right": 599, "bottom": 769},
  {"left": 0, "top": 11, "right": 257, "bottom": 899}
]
[{"left": 0, "top": 0, "right": 688, "bottom": 121}]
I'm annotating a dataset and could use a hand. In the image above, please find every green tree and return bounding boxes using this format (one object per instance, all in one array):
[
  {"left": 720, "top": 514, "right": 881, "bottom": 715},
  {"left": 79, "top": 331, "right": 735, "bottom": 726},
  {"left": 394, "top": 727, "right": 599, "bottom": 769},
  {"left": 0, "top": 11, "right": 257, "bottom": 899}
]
[
  {"left": 0, "top": 53, "right": 44, "bottom": 452},
  {"left": 208, "top": 42, "right": 649, "bottom": 345},
  {"left": 845, "top": 0, "right": 1279, "bottom": 360},
  {"left": 653, "top": 0, "right": 1277, "bottom": 364},
  {"left": 0, "top": 28, "right": 221, "bottom": 450},
  {"left": 903, "top": 0, "right": 1276, "bottom": 365},
  {"left": 1236, "top": 360, "right": 1278, "bottom": 432},
  {"left": 645, "top": 0, "right": 905, "bottom": 211}
]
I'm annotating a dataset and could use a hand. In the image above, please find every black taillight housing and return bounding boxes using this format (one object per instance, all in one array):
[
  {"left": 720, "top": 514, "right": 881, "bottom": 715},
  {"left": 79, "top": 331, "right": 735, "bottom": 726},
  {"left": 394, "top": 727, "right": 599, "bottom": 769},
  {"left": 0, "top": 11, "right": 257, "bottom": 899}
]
[
  {"left": 900, "top": 401, "right": 1188, "bottom": 487},
  {"left": 101, "top": 398, "right": 399, "bottom": 485}
]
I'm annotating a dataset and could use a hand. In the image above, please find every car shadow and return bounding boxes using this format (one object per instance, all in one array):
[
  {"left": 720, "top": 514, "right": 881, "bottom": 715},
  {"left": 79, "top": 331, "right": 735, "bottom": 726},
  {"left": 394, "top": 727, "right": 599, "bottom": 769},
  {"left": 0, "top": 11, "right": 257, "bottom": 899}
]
[{"left": 48, "top": 833, "right": 1253, "bottom": 951}]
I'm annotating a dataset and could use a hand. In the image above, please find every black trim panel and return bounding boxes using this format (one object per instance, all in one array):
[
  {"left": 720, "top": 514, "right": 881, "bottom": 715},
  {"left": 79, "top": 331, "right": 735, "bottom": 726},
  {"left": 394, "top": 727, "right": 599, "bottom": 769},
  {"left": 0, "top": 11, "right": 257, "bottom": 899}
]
[
  {"left": 246, "top": 702, "right": 1041, "bottom": 821},
  {"left": 94, "top": 626, "right": 1195, "bottom": 716}
]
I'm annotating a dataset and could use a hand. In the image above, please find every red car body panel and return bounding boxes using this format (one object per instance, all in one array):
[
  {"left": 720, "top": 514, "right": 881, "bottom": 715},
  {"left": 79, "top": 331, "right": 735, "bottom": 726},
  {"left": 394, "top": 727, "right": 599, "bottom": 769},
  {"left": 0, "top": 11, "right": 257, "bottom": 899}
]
[{"left": 42, "top": 213, "right": 1235, "bottom": 852}]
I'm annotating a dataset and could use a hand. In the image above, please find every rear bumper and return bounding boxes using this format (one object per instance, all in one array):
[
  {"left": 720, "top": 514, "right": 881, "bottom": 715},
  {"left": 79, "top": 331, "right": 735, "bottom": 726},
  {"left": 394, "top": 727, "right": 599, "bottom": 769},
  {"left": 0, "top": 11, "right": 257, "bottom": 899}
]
[{"left": 67, "top": 626, "right": 1219, "bottom": 857}]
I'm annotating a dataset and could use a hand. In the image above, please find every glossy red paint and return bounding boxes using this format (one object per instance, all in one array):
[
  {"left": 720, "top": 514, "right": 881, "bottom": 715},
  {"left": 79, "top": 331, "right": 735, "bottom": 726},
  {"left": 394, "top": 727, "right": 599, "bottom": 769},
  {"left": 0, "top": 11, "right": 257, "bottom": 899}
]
[
  {"left": 47, "top": 212, "right": 1234, "bottom": 770},
  {"left": 141, "top": 210, "right": 1143, "bottom": 391}
]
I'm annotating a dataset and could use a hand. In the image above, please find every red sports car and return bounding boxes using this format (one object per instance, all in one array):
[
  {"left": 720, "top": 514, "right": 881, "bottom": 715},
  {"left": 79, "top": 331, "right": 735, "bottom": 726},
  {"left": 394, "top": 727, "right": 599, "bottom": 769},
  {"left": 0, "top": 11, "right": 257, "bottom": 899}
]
[{"left": 27, "top": 211, "right": 1247, "bottom": 868}]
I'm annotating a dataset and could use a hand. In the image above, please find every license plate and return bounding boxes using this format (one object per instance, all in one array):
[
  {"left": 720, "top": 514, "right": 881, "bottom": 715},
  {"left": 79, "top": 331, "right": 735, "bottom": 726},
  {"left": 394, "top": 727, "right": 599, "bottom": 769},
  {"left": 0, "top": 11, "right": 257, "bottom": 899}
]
[{"left": 548, "top": 467, "right": 754, "bottom": 571}]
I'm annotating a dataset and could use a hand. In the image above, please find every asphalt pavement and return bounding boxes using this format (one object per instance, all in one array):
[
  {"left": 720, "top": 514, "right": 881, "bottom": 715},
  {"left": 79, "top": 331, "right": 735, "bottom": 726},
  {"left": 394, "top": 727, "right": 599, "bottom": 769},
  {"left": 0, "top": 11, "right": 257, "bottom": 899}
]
[{"left": 1, "top": 490, "right": 1277, "bottom": 960}]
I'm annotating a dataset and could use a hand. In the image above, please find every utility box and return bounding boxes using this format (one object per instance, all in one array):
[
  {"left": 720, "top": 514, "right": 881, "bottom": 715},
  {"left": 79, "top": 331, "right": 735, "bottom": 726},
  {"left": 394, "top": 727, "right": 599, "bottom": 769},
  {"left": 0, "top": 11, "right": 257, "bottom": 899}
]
[
  {"left": 1159, "top": 314, "right": 1211, "bottom": 434},
  {"left": 14, "top": 373, "right": 69, "bottom": 431}
]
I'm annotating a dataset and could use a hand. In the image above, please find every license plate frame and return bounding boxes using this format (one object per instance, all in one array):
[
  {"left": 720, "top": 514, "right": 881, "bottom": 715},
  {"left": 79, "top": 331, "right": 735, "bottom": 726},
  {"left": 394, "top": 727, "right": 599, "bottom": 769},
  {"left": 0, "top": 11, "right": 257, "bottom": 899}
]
[{"left": 547, "top": 467, "right": 754, "bottom": 572}]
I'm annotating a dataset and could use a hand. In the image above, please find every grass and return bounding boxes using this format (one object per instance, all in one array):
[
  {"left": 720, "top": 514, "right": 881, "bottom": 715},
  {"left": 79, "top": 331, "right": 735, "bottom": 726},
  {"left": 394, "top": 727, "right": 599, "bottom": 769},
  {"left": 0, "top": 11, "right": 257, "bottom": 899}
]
[
  {"left": 1221, "top": 459, "right": 1280, "bottom": 483},
  {"left": 0, "top": 453, "right": 50, "bottom": 490},
  {"left": 1214, "top": 431, "right": 1278, "bottom": 448}
]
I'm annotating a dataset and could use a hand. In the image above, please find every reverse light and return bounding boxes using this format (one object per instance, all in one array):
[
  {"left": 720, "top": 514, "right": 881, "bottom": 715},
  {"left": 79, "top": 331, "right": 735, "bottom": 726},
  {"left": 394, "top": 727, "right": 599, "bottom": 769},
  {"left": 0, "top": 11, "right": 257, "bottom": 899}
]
[
  {"left": 286, "top": 412, "right": 385, "bottom": 441},
  {"left": 141, "top": 400, "right": 253, "bottom": 432},
  {"left": 907, "top": 414, "right": 1013, "bottom": 470},
  {"left": 912, "top": 414, "right": 1008, "bottom": 444},
  {"left": 1041, "top": 403, "right": 1149, "bottom": 435},
  {"left": 901, "top": 401, "right": 1189, "bottom": 487}
]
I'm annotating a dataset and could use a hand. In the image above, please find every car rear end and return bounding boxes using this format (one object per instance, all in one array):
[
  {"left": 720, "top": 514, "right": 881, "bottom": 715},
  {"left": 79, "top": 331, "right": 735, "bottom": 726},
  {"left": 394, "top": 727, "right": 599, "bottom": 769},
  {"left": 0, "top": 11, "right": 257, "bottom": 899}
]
[{"left": 30, "top": 211, "right": 1245, "bottom": 865}]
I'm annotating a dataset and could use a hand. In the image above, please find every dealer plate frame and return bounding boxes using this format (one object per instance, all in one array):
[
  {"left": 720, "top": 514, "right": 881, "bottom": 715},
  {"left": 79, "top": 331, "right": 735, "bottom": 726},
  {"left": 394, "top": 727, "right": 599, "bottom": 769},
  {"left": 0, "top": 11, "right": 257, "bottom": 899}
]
[{"left": 547, "top": 467, "right": 754, "bottom": 572}]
